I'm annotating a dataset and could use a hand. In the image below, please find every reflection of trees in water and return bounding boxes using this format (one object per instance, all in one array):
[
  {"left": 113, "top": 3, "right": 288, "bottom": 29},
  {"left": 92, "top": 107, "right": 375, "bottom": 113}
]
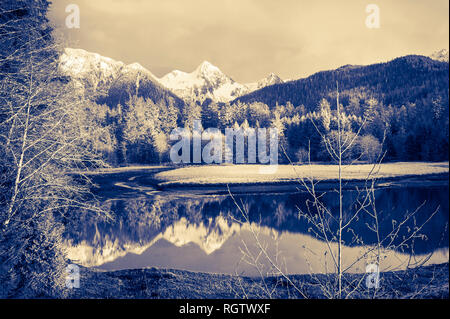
[
  {"left": 62, "top": 196, "right": 223, "bottom": 247},
  {"left": 231, "top": 188, "right": 448, "bottom": 254},
  {"left": 63, "top": 187, "right": 448, "bottom": 255}
]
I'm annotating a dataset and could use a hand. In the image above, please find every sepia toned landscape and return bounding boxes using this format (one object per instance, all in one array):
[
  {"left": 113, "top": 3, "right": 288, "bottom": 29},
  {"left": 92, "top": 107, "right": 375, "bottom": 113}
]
[{"left": 0, "top": 0, "right": 448, "bottom": 300}]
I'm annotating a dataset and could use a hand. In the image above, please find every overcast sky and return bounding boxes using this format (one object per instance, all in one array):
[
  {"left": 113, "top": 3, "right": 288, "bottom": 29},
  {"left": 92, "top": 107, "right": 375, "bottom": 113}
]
[{"left": 49, "top": 0, "right": 449, "bottom": 83}]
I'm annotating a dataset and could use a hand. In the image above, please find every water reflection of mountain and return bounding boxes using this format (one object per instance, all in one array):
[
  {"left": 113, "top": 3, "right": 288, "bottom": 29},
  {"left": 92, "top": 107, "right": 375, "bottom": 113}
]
[{"left": 63, "top": 186, "right": 449, "bottom": 271}]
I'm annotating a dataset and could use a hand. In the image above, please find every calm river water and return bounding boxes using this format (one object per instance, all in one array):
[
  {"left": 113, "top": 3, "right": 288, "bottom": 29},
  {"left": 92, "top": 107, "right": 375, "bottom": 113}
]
[{"left": 64, "top": 169, "right": 449, "bottom": 276}]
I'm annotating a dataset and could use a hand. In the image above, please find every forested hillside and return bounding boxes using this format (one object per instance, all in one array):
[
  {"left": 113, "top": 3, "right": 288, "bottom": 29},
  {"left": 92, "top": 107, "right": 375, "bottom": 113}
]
[
  {"left": 233, "top": 55, "right": 449, "bottom": 112},
  {"left": 228, "top": 55, "right": 449, "bottom": 162}
]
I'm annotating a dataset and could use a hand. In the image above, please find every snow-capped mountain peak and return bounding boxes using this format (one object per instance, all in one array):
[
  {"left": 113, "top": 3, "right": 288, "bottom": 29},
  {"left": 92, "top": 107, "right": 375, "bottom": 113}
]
[
  {"left": 245, "top": 72, "right": 284, "bottom": 92},
  {"left": 127, "top": 62, "right": 148, "bottom": 72},
  {"left": 60, "top": 48, "right": 124, "bottom": 81},
  {"left": 59, "top": 48, "right": 162, "bottom": 98},
  {"left": 60, "top": 48, "right": 285, "bottom": 103},
  {"left": 159, "top": 61, "right": 284, "bottom": 103},
  {"left": 159, "top": 61, "right": 246, "bottom": 102},
  {"left": 193, "top": 60, "right": 233, "bottom": 86},
  {"left": 257, "top": 72, "right": 283, "bottom": 87},
  {"left": 430, "top": 49, "right": 449, "bottom": 63},
  {"left": 195, "top": 60, "right": 221, "bottom": 75}
]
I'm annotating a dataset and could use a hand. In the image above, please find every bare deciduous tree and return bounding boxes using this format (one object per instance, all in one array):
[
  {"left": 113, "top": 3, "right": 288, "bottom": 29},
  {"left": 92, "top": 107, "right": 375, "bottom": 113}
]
[
  {"left": 0, "top": 1, "right": 106, "bottom": 297},
  {"left": 230, "top": 83, "right": 444, "bottom": 299}
]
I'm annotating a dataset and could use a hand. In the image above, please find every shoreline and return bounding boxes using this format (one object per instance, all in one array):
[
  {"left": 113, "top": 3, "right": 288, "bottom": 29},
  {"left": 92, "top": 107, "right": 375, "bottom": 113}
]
[
  {"left": 79, "top": 162, "right": 449, "bottom": 197},
  {"left": 155, "top": 172, "right": 449, "bottom": 193},
  {"left": 153, "top": 162, "right": 449, "bottom": 191},
  {"left": 66, "top": 163, "right": 449, "bottom": 299},
  {"left": 70, "top": 262, "right": 449, "bottom": 299}
]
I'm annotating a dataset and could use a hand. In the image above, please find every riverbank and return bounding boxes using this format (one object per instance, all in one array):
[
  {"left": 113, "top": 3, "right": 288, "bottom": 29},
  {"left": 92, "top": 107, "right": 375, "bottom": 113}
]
[
  {"left": 153, "top": 162, "right": 449, "bottom": 190},
  {"left": 65, "top": 163, "right": 449, "bottom": 299},
  {"left": 69, "top": 262, "right": 449, "bottom": 299}
]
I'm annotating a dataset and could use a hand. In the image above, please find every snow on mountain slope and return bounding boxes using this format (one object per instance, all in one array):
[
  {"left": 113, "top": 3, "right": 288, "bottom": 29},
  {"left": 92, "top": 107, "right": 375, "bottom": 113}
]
[
  {"left": 159, "top": 61, "right": 284, "bottom": 103},
  {"left": 59, "top": 48, "right": 161, "bottom": 98},
  {"left": 59, "top": 48, "right": 124, "bottom": 94},
  {"left": 430, "top": 49, "right": 449, "bottom": 63},
  {"left": 245, "top": 73, "right": 284, "bottom": 92},
  {"left": 159, "top": 61, "right": 248, "bottom": 103},
  {"left": 60, "top": 48, "right": 284, "bottom": 103}
]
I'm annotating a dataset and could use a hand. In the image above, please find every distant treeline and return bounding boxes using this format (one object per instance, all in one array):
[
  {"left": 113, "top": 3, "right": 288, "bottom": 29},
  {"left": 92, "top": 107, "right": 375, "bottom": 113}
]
[
  {"left": 69, "top": 52, "right": 449, "bottom": 166},
  {"left": 82, "top": 88, "right": 448, "bottom": 165}
]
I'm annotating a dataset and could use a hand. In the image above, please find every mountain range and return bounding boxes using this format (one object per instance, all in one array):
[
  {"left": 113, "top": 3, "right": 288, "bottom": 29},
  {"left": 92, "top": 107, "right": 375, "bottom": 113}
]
[
  {"left": 59, "top": 48, "right": 185, "bottom": 108},
  {"left": 60, "top": 47, "right": 448, "bottom": 114},
  {"left": 59, "top": 48, "right": 284, "bottom": 105}
]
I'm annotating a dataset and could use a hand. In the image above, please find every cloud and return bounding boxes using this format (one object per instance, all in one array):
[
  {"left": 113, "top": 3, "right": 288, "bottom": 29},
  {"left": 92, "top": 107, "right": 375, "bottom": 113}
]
[{"left": 49, "top": 0, "right": 449, "bottom": 82}]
